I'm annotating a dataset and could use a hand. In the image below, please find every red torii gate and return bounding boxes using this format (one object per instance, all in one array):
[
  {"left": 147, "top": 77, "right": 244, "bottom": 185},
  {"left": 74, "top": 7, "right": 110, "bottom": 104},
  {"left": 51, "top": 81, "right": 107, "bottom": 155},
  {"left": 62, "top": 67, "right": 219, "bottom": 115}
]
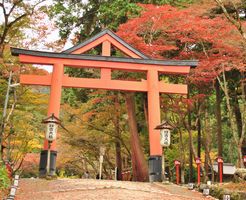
[{"left": 11, "top": 29, "right": 197, "bottom": 181}]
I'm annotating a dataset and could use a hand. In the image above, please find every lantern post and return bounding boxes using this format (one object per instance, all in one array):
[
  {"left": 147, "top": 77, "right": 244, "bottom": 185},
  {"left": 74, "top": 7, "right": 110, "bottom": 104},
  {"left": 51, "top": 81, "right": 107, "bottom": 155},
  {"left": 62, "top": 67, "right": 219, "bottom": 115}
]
[
  {"left": 155, "top": 121, "right": 173, "bottom": 182},
  {"left": 42, "top": 113, "right": 61, "bottom": 176}
]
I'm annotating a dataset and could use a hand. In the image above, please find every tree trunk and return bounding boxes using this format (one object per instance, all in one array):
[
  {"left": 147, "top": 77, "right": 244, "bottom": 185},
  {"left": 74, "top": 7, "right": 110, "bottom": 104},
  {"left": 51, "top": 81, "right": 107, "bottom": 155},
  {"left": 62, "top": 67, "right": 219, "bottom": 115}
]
[
  {"left": 0, "top": 44, "right": 4, "bottom": 59},
  {"left": 232, "top": 89, "right": 246, "bottom": 161},
  {"left": 187, "top": 86, "right": 193, "bottom": 182},
  {"left": 114, "top": 93, "right": 122, "bottom": 180},
  {"left": 233, "top": 94, "right": 242, "bottom": 138},
  {"left": 125, "top": 92, "right": 148, "bottom": 182},
  {"left": 217, "top": 71, "right": 244, "bottom": 167},
  {"left": 204, "top": 149, "right": 209, "bottom": 182},
  {"left": 181, "top": 167, "right": 185, "bottom": 184},
  {"left": 115, "top": 133, "right": 122, "bottom": 180},
  {"left": 188, "top": 121, "right": 195, "bottom": 182},
  {"left": 179, "top": 129, "right": 186, "bottom": 184},
  {"left": 143, "top": 94, "right": 148, "bottom": 130},
  {"left": 215, "top": 80, "right": 223, "bottom": 157},
  {"left": 197, "top": 108, "right": 201, "bottom": 158},
  {"left": 203, "top": 104, "right": 214, "bottom": 182},
  {"left": 240, "top": 73, "right": 246, "bottom": 166},
  {"left": 185, "top": 123, "right": 198, "bottom": 161}
]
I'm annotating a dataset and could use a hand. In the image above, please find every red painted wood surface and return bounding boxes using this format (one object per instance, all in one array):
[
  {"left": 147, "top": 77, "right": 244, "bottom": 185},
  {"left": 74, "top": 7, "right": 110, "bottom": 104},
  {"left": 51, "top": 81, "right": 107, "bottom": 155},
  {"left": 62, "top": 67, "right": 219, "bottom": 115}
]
[
  {"left": 20, "top": 75, "right": 187, "bottom": 94},
  {"left": 18, "top": 55, "right": 190, "bottom": 74},
  {"left": 43, "top": 63, "right": 64, "bottom": 150},
  {"left": 175, "top": 164, "right": 180, "bottom": 185}
]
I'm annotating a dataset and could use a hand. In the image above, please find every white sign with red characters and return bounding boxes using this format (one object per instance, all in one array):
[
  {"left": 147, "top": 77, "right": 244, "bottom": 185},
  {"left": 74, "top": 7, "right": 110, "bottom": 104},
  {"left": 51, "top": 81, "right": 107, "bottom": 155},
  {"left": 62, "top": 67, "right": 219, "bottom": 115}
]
[
  {"left": 160, "top": 129, "right": 171, "bottom": 147},
  {"left": 46, "top": 121, "right": 58, "bottom": 141}
]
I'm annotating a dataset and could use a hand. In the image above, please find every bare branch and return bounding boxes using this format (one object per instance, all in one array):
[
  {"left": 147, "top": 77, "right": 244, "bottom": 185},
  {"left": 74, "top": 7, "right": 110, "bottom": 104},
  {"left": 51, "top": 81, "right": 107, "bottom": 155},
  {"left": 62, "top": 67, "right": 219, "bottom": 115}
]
[
  {"left": 7, "top": 13, "right": 28, "bottom": 31},
  {"left": 13, "top": 156, "right": 25, "bottom": 174},
  {"left": 8, "top": 0, "right": 23, "bottom": 17}
]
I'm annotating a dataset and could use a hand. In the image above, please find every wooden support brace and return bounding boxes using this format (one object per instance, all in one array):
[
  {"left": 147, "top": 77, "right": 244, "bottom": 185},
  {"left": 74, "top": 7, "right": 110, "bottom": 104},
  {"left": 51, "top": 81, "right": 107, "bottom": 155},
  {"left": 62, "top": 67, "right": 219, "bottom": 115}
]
[{"left": 20, "top": 74, "right": 188, "bottom": 94}]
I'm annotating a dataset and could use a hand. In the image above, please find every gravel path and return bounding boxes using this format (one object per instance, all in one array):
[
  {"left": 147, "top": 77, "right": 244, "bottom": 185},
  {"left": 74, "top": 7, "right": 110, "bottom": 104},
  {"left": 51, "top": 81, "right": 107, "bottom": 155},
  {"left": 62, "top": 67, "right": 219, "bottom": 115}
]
[{"left": 15, "top": 178, "right": 216, "bottom": 200}]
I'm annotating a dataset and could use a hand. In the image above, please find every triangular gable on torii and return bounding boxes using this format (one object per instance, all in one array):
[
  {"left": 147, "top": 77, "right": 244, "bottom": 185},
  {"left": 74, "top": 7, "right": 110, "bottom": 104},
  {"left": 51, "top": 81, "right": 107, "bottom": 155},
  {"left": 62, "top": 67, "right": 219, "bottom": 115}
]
[{"left": 63, "top": 29, "right": 148, "bottom": 59}]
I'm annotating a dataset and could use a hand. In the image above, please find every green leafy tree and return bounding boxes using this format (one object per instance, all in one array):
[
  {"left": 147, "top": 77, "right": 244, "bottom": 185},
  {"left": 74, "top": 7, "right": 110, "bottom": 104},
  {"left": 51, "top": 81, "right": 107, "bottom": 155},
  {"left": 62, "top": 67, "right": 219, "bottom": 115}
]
[
  {"left": 0, "top": 163, "right": 10, "bottom": 199},
  {"left": 58, "top": 91, "right": 131, "bottom": 178}
]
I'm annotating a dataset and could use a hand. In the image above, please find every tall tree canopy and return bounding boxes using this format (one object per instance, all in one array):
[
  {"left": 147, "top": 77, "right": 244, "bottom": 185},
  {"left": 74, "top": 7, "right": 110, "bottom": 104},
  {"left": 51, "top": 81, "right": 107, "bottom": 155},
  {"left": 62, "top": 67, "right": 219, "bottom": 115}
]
[{"left": 116, "top": 2, "right": 245, "bottom": 167}]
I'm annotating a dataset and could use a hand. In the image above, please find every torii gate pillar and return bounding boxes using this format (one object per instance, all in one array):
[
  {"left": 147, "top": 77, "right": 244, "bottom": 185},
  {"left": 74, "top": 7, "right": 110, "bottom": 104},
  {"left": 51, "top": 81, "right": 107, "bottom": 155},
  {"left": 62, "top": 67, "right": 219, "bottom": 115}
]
[
  {"left": 147, "top": 70, "right": 162, "bottom": 181},
  {"left": 147, "top": 69, "right": 161, "bottom": 155},
  {"left": 39, "top": 63, "right": 64, "bottom": 176}
]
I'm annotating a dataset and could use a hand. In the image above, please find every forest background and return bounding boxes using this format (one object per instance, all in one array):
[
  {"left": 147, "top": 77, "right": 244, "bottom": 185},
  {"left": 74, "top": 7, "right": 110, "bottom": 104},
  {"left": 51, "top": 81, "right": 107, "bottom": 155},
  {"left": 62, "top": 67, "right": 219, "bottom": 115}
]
[{"left": 0, "top": 0, "right": 245, "bottom": 192}]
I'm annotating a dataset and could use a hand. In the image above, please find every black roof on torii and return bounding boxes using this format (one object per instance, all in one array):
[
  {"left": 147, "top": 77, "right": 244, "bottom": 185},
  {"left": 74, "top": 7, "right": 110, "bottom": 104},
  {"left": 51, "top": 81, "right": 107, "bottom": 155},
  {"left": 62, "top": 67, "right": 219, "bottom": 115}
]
[
  {"left": 11, "top": 29, "right": 198, "bottom": 67},
  {"left": 11, "top": 48, "right": 198, "bottom": 67}
]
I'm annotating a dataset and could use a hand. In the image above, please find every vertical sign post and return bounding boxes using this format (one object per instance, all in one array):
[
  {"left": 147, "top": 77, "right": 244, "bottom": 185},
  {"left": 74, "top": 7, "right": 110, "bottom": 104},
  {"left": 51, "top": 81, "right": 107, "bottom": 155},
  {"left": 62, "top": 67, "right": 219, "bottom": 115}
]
[
  {"left": 195, "top": 157, "right": 201, "bottom": 185},
  {"left": 217, "top": 157, "right": 223, "bottom": 183},
  {"left": 174, "top": 160, "right": 181, "bottom": 185}
]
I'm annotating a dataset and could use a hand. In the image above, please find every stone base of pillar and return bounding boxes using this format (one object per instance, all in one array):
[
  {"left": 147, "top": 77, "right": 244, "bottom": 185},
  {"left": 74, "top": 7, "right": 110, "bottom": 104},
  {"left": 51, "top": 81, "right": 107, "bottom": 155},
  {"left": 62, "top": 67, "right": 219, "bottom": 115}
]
[
  {"left": 148, "top": 155, "right": 162, "bottom": 182},
  {"left": 39, "top": 150, "right": 57, "bottom": 177}
]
